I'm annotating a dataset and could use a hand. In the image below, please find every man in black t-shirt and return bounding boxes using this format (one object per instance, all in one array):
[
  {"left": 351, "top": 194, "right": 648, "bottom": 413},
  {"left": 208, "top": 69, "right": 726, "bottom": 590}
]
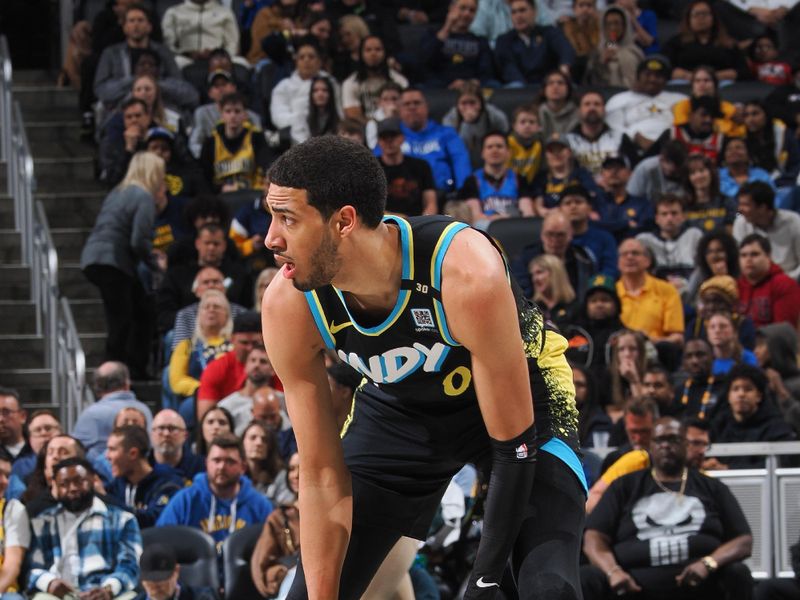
[
  {"left": 377, "top": 118, "right": 438, "bottom": 217},
  {"left": 582, "top": 417, "right": 753, "bottom": 600}
]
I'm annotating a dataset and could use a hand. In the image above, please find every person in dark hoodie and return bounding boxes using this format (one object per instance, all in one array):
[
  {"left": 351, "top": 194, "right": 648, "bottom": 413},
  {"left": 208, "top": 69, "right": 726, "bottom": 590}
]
[
  {"left": 156, "top": 433, "right": 273, "bottom": 550},
  {"left": 711, "top": 364, "right": 796, "bottom": 468},
  {"left": 755, "top": 323, "right": 800, "bottom": 436},
  {"left": 672, "top": 338, "right": 728, "bottom": 422},
  {"left": 564, "top": 273, "right": 625, "bottom": 380},
  {"left": 105, "top": 425, "right": 184, "bottom": 528}
]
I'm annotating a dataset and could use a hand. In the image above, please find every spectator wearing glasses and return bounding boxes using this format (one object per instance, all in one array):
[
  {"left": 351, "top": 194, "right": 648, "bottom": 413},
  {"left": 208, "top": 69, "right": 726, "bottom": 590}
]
[
  {"left": 149, "top": 410, "right": 205, "bottom": 485},
  {"left": 12, "top": 411, "right": 62, "bottom": 484},
  {"left": 582, "top": 417, "right": 754, "bottom": 600},
  {"left": 683, "top": 417, "right": 719, "bottom": 470},
  {"left": 0, "top": 388, "right": 33, "bottom": 471}
]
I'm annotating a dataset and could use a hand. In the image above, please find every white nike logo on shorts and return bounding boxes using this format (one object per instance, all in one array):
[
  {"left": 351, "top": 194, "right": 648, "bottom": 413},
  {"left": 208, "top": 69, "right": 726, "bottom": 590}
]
[{"left": 476, "top": 577, "right": 500, "bottom": 588}]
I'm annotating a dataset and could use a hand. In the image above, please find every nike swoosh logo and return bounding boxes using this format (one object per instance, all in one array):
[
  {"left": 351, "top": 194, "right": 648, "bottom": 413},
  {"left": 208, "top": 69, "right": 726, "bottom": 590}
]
[
  {"left": 329, "top": 320, "right": 352, "bottom": 335},
  {"left": 476, "top": 577, "right": 500, "bottom": 588}
]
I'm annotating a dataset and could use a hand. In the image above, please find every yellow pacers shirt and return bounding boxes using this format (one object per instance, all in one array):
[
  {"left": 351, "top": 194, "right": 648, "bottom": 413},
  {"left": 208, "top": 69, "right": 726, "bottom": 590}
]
[{"left": 616, "top": 274, "right": 684, "bottom": 340}]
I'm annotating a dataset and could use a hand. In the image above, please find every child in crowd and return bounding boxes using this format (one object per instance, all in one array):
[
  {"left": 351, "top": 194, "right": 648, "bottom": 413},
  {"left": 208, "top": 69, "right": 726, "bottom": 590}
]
[
  {"left": 749, "top": 33, "right": 793, "bottom": 86},
  {"left": 506, "top": 104, "right": 544, "bottom": 185}
]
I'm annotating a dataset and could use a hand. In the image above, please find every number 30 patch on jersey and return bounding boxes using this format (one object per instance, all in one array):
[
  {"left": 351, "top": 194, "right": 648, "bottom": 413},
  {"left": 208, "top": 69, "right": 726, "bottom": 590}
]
[{"left": 411, "top": 308, "right": 435, "bottom": 332}]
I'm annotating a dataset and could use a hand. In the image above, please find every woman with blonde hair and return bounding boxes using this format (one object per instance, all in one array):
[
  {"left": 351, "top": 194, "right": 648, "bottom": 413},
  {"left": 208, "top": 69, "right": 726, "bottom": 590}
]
[
  {"left": 81, "top": 151, "right": 166, "bottom": 378},
  {"left": 333, "top": 15, "right": 370, "bottom": 81},
  {"left": 528, "top": 254, "right": 577, "bottom": 329},
  {"left": 168, "top": 289, "right": 233, "bottom": 398},
  {"left": 131, "top": 74, "right": 181, "bottom": 132}
]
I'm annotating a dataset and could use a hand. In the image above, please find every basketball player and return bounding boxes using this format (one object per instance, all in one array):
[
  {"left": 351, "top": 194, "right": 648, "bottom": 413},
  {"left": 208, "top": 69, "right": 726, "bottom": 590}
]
[{"left": 261, "top": 136, "right": 587, "bottom": 599}]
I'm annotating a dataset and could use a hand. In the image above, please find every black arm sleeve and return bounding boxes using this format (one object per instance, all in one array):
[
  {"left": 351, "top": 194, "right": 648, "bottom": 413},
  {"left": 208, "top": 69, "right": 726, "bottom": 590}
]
[{"left": 463, "top": 423, "right": 537, "bottom": 599}]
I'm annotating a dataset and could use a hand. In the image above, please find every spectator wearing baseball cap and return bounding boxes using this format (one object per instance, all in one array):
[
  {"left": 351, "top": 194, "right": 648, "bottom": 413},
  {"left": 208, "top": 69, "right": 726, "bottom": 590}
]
[
  {"left": 145, "top": 128, "right": 207, "bottom": 255},
  {"left": 376, "top": 118, "right": 438, "bottom": 217},
  {"left": 595, "top": 154, "right": 654, "bottom": 242},
  {"left": 604, "top": 55, "right": 686, "bottom": 153},
  {"left": 137, "top": 543, "right": 213, "bottom": 600},
  {"left": 189, "top": 69, "right": 262, "bottom": 159},
  {"left": 530, "top": 134, "right": 601, "bottom": 216},
  {"left": 559, "top": 184, "right": 619, "bottom": 279}
]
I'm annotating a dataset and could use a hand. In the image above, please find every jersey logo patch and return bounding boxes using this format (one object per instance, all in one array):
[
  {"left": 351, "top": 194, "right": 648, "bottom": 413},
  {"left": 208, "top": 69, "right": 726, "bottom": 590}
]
[
  {"left": 411, "top": 308, "right": 436, "bottom": 332},
  {"left": 516, "top": 443, "right": 528, "bottom": 459},
  {"left": 476, "top": 577, "right": 500, "bottom": 588}
]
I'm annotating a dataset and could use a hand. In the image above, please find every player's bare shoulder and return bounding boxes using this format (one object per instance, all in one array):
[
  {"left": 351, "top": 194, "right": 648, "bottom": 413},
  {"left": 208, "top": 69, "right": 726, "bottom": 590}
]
[
  {"left": 261, "top": 266, "right": 326, "bottom": 355},
  {"left": 441, "top": 226, "right": 508, "bottom": 289}
]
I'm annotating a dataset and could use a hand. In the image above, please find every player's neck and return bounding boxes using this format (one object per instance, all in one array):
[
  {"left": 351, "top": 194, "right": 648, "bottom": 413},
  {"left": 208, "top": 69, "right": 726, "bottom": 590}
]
[{"left": 334, "top": 222, "right": 403, "bottom": 314}]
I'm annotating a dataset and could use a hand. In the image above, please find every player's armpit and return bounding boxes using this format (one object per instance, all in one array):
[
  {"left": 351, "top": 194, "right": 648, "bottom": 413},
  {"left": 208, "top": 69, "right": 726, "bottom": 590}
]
[{"left": 261, "top": 274, "right": 353, "bottom": 598}]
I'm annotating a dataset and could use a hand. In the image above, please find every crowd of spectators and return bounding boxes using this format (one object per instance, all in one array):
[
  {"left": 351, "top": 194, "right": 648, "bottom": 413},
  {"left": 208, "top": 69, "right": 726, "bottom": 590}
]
[{"left": 24, "top": 0, "right": 800, "bottom": 596}]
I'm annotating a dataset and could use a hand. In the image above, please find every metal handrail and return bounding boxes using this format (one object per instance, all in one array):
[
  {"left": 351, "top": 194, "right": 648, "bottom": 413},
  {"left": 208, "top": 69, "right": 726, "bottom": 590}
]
[{"left": 0, "top": 33, "right": 90, "bottom": 430}]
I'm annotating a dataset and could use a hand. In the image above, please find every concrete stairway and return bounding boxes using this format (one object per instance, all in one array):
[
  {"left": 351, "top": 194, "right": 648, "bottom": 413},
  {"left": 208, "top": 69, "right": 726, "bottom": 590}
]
[{"left": 1, "top": 70, "right": 160, "bottom": 412}]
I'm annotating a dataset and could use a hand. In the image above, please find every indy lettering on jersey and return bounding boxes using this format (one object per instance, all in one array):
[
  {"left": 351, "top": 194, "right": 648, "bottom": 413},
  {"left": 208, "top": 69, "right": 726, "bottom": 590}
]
[{"left": 338, "top": 342, "right": 450, "bottom": 384}]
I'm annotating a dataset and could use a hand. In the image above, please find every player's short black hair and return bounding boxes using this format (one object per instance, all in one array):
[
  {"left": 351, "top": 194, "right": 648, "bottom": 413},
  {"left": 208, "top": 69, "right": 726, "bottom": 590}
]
[{"left": 267, "top": 135, "right": 387, "bottom": 228}]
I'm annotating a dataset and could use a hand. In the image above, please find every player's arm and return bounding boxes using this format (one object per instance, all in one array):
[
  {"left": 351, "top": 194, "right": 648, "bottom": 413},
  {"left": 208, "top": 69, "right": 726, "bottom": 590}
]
[
  {"left": 442, "top": 228, "right": 536, "bottom": 596},
  {"left": 262, "top": 274, "right": 352, "bottom": 599}
]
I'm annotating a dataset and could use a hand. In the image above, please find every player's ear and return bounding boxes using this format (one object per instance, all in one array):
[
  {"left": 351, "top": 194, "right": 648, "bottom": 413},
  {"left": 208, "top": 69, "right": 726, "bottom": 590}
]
[{"left": 336, "top": 205, "right": 357, "bottom": 237}]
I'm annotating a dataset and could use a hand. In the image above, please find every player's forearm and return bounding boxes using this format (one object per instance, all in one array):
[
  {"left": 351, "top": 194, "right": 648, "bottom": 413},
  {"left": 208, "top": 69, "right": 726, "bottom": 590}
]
[{"left": 299, "top": 472, "right": 353, "bottom": 598}]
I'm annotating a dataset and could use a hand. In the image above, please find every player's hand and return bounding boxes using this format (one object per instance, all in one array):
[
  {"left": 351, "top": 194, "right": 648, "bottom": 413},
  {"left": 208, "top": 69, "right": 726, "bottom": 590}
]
[
  {"left": 676, "top": 560, "right": 709, "bottom": 588},
  {"left": 608, "top": 569, "right": 642, "bottom": 594}
]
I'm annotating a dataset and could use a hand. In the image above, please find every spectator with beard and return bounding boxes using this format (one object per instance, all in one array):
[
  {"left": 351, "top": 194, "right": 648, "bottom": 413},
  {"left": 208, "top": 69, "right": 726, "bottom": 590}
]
[
  {"left": 641, "top": 365, "right": 676, "bottom": 417},
  {"left": 149, "top": 410, "right": 205, "bottom": 484},
  {"left": 560, "top": 185, "right": 619, "bottom": 278},
  {"left": 156, "top": 435, "right": 273, "bottom": 548},
  {"left": 683, "top": 418, "right": 718, "bottom": 470},
  {"left": 98, "top": 98, "right": 154, "bottom": 185},
  {"left": 27, "top": 458, "right": 142, "bottom": 600},
  {"left": 566, "top": 90, "right": 638, "bottom": 179},
  {"left": 711, "top": 364, "right": 796, "bottom": 468},
  {"left": 564, "top": 274, "right": 625, "bottom": 377},
  {"left": 420, "top": 0, "right": 496, "bottom": 89},
  {"left": 582, "top": 417, "right": 753, "bottom": 599},
  {"left": 341, "top": 35, "right": 408, "bottom": 122},
  {"left": 219, "top": 347, "right": 284, "bottom": 434},
  {"left": 105, "top": 426, "right": 183, "bottom": 527}
]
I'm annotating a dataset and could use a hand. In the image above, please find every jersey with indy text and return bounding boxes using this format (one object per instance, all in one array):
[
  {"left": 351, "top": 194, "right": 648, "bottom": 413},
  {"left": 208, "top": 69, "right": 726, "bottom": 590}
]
[{"left": 303, "top": 215, "right": 580, "bottom": 496}]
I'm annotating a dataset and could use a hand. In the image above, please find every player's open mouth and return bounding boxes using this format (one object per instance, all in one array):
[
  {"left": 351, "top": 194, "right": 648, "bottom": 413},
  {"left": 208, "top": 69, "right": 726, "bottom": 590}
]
[{"left": 283, "top": 262, "right": 296, "bottom": 279}]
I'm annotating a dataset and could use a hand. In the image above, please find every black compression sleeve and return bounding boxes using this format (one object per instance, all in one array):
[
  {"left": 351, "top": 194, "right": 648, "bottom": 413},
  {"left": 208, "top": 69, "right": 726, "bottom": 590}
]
[{"left": 463, "top": 423, "right": 537, "bottom": 599}]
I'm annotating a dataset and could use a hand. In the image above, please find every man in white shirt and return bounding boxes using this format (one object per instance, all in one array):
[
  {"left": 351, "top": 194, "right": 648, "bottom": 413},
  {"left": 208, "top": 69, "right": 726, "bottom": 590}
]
[{"left": 605, "top": 56, "right": 686, "bottom": 154}]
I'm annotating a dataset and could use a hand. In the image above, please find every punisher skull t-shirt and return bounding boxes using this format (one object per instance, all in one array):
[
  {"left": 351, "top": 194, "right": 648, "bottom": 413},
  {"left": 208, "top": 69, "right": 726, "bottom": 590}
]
[{"left": 587, "top": 468, "right": 750, "bottom": 590}]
